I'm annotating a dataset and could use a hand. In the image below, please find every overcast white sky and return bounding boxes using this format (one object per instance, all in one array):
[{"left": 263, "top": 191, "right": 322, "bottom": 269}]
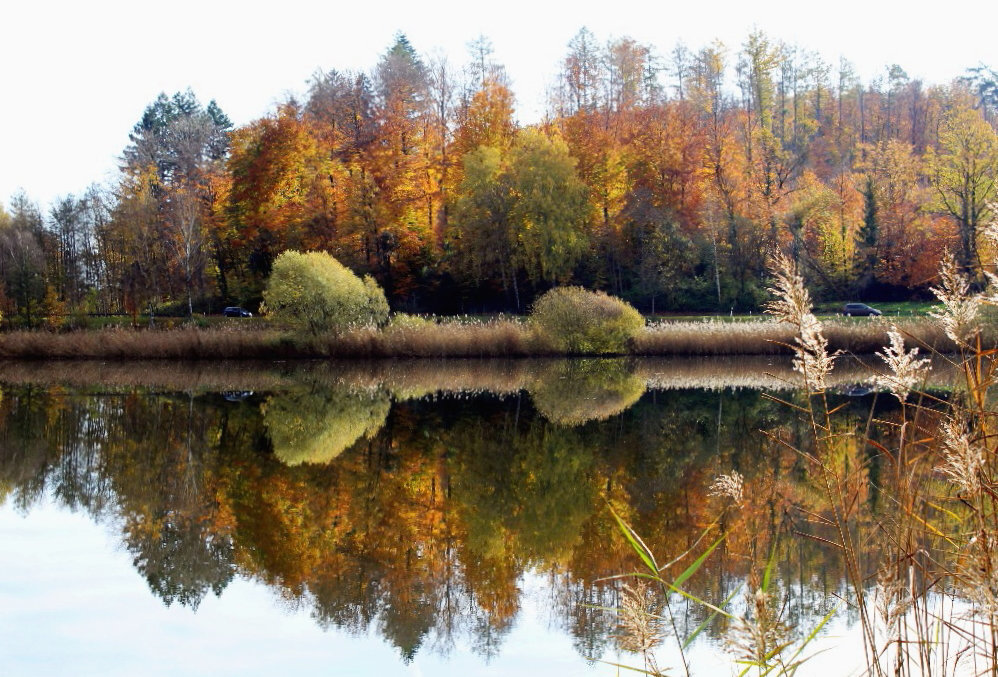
[{"left": 2, "top": 0, "right": 995, "bottom": 210}]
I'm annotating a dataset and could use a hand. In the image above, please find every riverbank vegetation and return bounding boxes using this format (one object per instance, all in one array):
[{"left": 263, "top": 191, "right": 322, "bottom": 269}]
[
  {"left": 0, "top": 251, "right": 983, "bottom": 360},
  {"left": 0, "top": 313, "right": 977, "bottom": 360},
  {"left": 1, "top": 31, "right": 997, "bottom": 325}
]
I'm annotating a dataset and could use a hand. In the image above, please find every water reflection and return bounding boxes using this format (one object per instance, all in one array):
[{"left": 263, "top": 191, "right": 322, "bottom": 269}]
[
  {"left": 0, "top": 358, "right": 954, "bottom": 668},
  {"left": 264, "top": 387, "right": 390, "bottom": 465},
  {"left": 528, "top": 359, "right": 645, "bottom": 426}
]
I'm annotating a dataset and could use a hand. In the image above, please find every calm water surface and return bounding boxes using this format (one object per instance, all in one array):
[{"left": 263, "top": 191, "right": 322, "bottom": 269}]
[{"left": 0, "top": 358, "right": 942, "bottom": 676}]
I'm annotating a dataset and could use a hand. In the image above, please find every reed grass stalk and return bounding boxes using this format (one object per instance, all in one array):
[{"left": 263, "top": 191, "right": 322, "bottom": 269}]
[
  {"left": 0, "top": 315, "right": 980, "bottom": 360},
  {"left": 609, "top": 240, "right": 998, "bottom": 676}
]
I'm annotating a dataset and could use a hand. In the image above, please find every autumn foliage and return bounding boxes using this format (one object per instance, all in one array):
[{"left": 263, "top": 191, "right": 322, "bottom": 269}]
[{"left": 3, "top": 32, "right": 998, "bottom": 324}]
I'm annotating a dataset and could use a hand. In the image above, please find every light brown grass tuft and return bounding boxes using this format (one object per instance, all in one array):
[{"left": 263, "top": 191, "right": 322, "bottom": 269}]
[
  {"left": 0, "top": 316, "right": 977, "bottom": 361},
  {"left": 633, "top": 318, "right": 961, "bottom": 357}
]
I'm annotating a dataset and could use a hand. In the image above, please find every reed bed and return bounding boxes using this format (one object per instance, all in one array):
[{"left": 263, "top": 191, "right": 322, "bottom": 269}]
[
  {"left": 0, "top": 318, "right": 548, "bottom": 360},
  {"left": 0, "top": 315, "right": 976, "bottom": 360},
  {"left": 0, "top": 326, "right": 289, "bottom": 360},
  {"left": 632, "top": 317, "right": 963, "bottom": 356},
  {"left": 315, "top": 318, "right": 550, "bottom": 358}
]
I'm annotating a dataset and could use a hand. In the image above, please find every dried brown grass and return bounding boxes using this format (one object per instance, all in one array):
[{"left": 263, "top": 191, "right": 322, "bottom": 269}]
[
  {"left": 0, "top": 326, "right": 289, "bottom": 360},
  {"left": 324, "top": 319, "right": 550, "bottom": 358},
  {"left": 632, "top": 318, "right": 962, "bottom": 356},
  {"left": 0, "top": 315, "right": 976, "bottom": 361},
  {"left": 0, "top": 321, "right": 545, "bottom": 360}
]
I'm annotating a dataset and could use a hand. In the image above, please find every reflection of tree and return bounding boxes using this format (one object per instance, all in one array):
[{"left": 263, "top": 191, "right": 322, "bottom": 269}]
[
  {"left": 448, "top": 411, "right": 599, "bottom": 562},
  {"left": 108, "top": 393, "right": 238, "bottom": 610},
  {"left": 263, "top": 387, "right": 389, "bottom": 465},
  {"left": 127, "top": 515, "right": 234, "bottom": 610},
  {"left": 0, "top": 378, "right": 913, "bottom": 664},
  {"left": 0, "top": 386, "right": 87, "bottom": 510},
  {"left": 528, "top": 359, "right": 645, "bottom": 426},
  {"left": 0, "top": 388, "right": 241, "bottom": 610},
  {"left": 379, "top": 592, "right": 434, "bottom": 663}
]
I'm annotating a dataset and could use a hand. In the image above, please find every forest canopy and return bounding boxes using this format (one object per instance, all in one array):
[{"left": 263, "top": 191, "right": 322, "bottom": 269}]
[{"left": 2, "top": 31, "right": 997, "bottom": 323}]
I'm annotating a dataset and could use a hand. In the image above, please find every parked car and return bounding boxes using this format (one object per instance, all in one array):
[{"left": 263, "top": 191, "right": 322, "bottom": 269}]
[
  {"left": 223, "top": 306, "right": 253, "bottom": 318},
  {"left": 222, "top": 390, "right": 255, "bottom": 402},
  {"left": 842, "top": 303, "right": 882, "bottom": 317}
]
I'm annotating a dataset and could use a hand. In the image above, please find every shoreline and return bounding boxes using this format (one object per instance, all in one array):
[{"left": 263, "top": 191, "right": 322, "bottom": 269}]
[
  {"left": 0, "top": 317, "right": 968, "bottom": 361},
  {"left": 0, "top": 354, "right": 962, "bottom": 394}
]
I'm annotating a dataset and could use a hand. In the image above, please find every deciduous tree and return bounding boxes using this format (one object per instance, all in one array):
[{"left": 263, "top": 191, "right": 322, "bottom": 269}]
[{"left": 925, "top": 105, "right": 998, "bottom": 274}]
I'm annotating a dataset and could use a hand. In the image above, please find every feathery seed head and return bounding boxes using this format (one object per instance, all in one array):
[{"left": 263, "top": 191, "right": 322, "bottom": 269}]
[
  {"left": 709, "top": 471, "right": 745, "bottom": 506},
  {"left": 940, "top": 417, "right": 985, "bottom": 494},
  {"left": 874, "top": 327, "right": 930, "bottom": 402},
  {"left": 929, "top": 252, "right": 979, "bottom": 344},
  {"left": 765, "top": 253, "right": 837, "bottom": 391}
]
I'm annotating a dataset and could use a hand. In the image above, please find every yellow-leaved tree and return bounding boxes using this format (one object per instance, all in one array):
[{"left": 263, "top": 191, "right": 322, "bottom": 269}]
[
  {"left": 262, "top": 250, "right": 389, "bottom": 333},
  {"left": 925, "top": 105, "right": 998, "bottom": 275}
]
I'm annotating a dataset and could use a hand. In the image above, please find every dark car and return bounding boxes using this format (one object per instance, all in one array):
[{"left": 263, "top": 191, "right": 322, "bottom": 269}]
[
  {"left": 223, "top": 306, "right": 253, "bottom": 318},
  {"left": 842, "top": 303, "right": 882, "bottom": 317}
]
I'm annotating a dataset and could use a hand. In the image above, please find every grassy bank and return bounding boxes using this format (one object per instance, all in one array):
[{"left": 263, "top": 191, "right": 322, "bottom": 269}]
[{"left": 0, "top": 315, "right": 977, "bottom": 360}]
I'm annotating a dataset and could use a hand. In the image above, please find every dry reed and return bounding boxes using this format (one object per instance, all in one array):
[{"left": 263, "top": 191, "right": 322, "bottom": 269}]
[
  {"left": 0, "top": 314, "right": 978, "bottom": 361},
  {"left": 632, "top": 317, "right": 962, "bottom": 356},
  {"left": 326, "top": 318, "right": 550, "bottom": 358},
  {"left": 0, "top": 326, "right": 288, "bottom": 360},
  {"left": 0, "top": 319, "right": 548, "bottom": 360}
]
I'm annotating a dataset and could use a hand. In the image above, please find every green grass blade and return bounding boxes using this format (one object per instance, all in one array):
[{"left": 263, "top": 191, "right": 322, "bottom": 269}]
[
  {"left": 784, "top": 604, "right": 838, "bottom": 668},
  {"left": 682, "top": 584, "right": 742, "bottom": 650},
  {"left": 665, "top": 582, "right": 735, "bottom": 619},
  {"left": 610, "top": 507, "right": 659, "bottom": 575},
  {"left": 762, "top": 535, "right": 779, "bottom": 592},
  {"left": 595, "top": 658, "right": 670, "bottom": 675},
  {"left": 671, "top": 534, "right": 724, "bottom": 588}
]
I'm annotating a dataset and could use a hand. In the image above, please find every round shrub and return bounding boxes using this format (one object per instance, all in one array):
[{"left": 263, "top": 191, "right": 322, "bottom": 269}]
[
  {"left": 262, "top": 250, "right": 389, "bottom": 333},
  {"left": 530, "top": 286, "right": 644, "bottom": 354}
]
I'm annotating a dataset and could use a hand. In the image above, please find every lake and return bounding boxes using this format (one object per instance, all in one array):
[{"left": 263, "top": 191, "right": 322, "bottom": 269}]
[{"left": 0, "top": 357, "right": 960, "bottom": 676}]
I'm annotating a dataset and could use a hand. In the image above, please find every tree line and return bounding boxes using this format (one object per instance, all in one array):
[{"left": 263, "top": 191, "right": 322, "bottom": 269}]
[{"left": 2, "top": 30, "right": 997, "bottom": 323}]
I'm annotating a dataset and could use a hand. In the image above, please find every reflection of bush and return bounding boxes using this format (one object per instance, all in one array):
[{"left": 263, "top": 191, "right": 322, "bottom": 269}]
[
  {"left": 528, "top": 359, "right": 646, "bottom": 426},
  {"left": 264, "top": 388, "right": 390, "bottom": 465}
]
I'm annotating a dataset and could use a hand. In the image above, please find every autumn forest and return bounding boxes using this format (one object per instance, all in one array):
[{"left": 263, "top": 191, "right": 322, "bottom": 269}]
[{"left": 2, "top": 29, "right": 998, "bottom": 322}]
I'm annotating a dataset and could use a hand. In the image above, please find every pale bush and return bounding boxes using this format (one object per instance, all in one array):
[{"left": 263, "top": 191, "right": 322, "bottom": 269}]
[
  {"left": 363, "top": 275, "right": 390, "bottom": 326},
  {"left": 262, "top": 250, "right": 389, "bottom": 333},
  {"left": 387, "top": 312, "right": 435, "bottom": 331},
  {"left": 531, "top": 286, "right": 644, "bottom": 354}
]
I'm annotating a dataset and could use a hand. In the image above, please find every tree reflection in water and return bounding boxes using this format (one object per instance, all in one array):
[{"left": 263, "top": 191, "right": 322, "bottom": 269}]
[{"left": 0, "top": 359, "right": 917, "bottom": 665}]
